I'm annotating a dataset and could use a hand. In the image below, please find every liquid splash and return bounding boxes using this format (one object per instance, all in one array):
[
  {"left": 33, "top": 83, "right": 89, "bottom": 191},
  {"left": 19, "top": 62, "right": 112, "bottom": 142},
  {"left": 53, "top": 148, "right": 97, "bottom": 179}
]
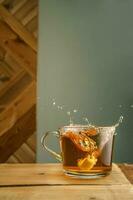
[
  {"left": 52, "top": 99, "right": 79, "bottom": 125},
  {"left": 114, "top": 115, "right": 123, "bottom": 127},
  {"left": 51, "top": 98, "right": 124, "bottom": 131},
  {"left": 83, "top": 117, "right": 90, "bottom": 124}
]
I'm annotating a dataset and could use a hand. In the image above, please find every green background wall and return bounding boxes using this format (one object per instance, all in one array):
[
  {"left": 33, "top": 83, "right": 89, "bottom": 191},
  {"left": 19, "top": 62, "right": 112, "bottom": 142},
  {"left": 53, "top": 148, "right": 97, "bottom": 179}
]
[{"left": 37, "top": 0, "right": 133, "bottom": 163}]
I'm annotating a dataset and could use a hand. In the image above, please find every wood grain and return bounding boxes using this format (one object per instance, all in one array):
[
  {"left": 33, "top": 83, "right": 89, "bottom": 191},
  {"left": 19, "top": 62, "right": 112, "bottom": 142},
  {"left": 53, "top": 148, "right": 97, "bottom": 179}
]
[
  {"left": 0, "top": 69, "right": 25, "bottom": 97},
  {"left": 0, "top": 0, "right": 37, "bottom": 163},
  {"left": 14, "top": 0, "right": 37, "bottom": 21},
  {"left": 22, "top": 6, "right": 38, "bottom": 26},
  {"left": 2, "top": 39, "right": 36, "bottom": 79},
  {"left": 0, "top": 20, "right": 16, "bottom": 40},
  {"left": 0, "top": 164, "right": 132, "bottom": 200},
  {"left": 0, "top": 105, "right": 36, "bottom": 162},
  {"left": 0, "top": 73, "right": 31, "bottom": 105},
  {"left": 0, "top": 164, "right": 130, "bottom": 186},
  {"left": 6, "top": 155, "right": 20, "bottom": 163},
  {"left": 10, "top": 0, "right": 28, "bottom": 15},
  {"left": 13, "top": 143, "right": 35, "bottom": 163},
  {"left": 0, "top": 60, "right": 14, "bottom": 76},
  {"left": 0, "top": 4, "right": 37, "bottom": 51},
  {"left": 26, "top": 133, "right": 36, "bottom": 152},
  {"left": 119, "top": 164, "right": 133, "bottom": 184},
  {"left": 0, "top": 185, "right": 132, "bottom": 200}
]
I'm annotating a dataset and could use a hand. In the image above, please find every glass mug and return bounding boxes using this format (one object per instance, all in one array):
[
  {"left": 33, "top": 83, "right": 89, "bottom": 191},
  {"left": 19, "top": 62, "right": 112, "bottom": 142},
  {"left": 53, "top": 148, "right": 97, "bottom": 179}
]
[{"left": 41, "top": 122, "right": 121, "bottom": 178}]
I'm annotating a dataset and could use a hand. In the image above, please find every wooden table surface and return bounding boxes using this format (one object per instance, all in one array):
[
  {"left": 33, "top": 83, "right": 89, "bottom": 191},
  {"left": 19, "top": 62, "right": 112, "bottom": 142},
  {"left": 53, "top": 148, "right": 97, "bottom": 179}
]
[{"left": 0, "top": 163, "right": 132, "bottom": 200}]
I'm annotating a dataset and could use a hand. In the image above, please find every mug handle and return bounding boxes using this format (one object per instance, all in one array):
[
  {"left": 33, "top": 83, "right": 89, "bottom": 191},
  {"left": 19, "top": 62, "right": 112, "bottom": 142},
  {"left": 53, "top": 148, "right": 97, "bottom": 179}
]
[{"left": 41, "top": 131, "right": 62, "bottom": 162}]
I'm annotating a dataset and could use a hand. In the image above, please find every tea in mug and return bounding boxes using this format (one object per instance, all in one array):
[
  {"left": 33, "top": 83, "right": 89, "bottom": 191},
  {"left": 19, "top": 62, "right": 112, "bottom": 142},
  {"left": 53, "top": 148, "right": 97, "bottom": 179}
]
[{"left": 60, "top": 127, "right": 114, "bottom": 176}]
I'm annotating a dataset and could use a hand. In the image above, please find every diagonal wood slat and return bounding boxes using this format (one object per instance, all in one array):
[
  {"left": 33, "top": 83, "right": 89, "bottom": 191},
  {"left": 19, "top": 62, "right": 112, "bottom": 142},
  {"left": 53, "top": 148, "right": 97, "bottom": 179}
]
[
  {"left": 0, "top": 69, "right": 25, "bottom": 97},
  {"left": 0, "top": 81, "right": 36, "bottom": 137},
  {"left": 0, "top": 105, "right": 36, "bottom": 163},
  {"left": 0, "top": 4, "right": 37, "bottom": 51},
  {"left": 10, "top": 0, "right": 28, "bottom": 15},
  {"left": 2, "top": 39, "right": 36, "bottom": 79},
  {"left": 0, "top": 0, "right": 37, "bottom": 163},
  {"left": 0, "top": 20, "right": 16, "bottom": 40}
]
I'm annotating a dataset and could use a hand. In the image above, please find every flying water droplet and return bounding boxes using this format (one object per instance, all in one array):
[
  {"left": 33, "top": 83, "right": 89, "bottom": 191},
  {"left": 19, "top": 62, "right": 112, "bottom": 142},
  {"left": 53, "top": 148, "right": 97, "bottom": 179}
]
[
  {"left": 83, "top": 117, "right": 90, "bottom": 125},
  {"left": 73, "top": 109, "right": 78, "bottom": 113},
  {"left": 115, "top": 115, "right": 123, "bottom": 127},
  {"left": 67, "top": 111, "right": 71, "bottom": 116},
  {"left": 52, "top": 98, "right": 56, "bottom": 106},
  {"left": 57, "top": 106, "right": 63, "bottom": 110},
  {"left": 130, "top": 105, "right": 133, "bottom": 108},
  {"left": 118, "top": 105, "right": 122, "bottom": 108}
]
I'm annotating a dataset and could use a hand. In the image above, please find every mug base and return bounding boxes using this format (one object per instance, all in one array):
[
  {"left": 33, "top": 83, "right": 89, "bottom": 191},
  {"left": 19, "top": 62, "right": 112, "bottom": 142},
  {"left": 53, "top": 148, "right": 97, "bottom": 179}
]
[{"left": 64, "top": 170, "right": 110, "bottom": 179}]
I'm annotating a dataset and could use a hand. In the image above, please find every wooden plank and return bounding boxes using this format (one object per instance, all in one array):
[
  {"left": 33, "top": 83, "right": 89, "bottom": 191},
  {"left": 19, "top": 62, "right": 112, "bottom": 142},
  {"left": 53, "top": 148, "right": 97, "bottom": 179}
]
[
  {"left": 0, "top": 81, "right": 36, "bottom": 126},
  {"left": 10, "top": 0, "right": 28, "bottom": 14},
  {"left": 0, "top": 45, "right": 5, "bottom": 60},
  {"left": 0, "top": 20, "right": 36, "bottom": 77},
  {"left": 26, "top": 133, "right": 36, "bottom": 152},
  {"left": 22, "top": 6, "right": 38, "bottom": 26},
  {"left": 0, "top": 73, "right": 31, "bottom": 104},
  {"left": 0, "top": 105, "right": 16, "bottom": 137},
  {"left": 6, "top": 136, "right": 36, "bottom": 163},
  {"left": 0, "top": 164, "right": 130, "bottom": 186},
  {"left": 14, "top": 143, "right": 35, "bottom": 163},
  {"left": 0, "top": 60, "right": 14, "bottom": 76},
  {"left": 14, "top": 0, "right": 37, "bottom": 21},
  {"left": 119, "top": 164, "right": 133, "bottom": 184},
  {"left": 0, "top": 185, "right": 132, "bottom": 200},
  {"left": 0, "top": 105, "right": 36, "bottom": 162},
  {"left": 0, "top": 69, "right": 25, "bottom": 97},
  {"left": 6, "top": 155, "right": 19, "bottom": 163},
  {"left": 26, "top": 16, "right": 38, "bottom": 33},
  {"left": 33, "top": 30, "right": 37, "bottom": 38},
  {"left": 0, "top": 20, "right": 16, "bottom": 40},
  {"left": 0, "top": 61, "right": 12, "bottom": 79},
  {"left": 0, "top": 4, "right": 37, "bottom": 51},
  {"left": 5, "top": 54, "right": 23, "bottom": 72},
  {"left": 1, "top": 39, "right": 36, "bottom": 79}
]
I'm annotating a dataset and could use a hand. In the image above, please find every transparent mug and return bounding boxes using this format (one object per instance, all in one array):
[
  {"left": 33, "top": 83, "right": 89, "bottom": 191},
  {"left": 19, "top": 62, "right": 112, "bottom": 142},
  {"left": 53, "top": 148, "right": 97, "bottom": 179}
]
[{"left": 41, "top": 122, "right": 120, "bottom": 178}]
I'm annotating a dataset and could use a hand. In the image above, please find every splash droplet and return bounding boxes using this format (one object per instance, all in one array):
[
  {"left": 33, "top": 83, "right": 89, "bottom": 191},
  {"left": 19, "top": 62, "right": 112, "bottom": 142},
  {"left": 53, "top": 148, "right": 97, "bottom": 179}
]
[
  {"left": 57, "top": 106, "right": 63, "bottom": 110},
  {"left": 115, "top": 115, "right": 123, "bottom": 127},
  {"left": 67, "top": 111, "right": 71, "bottom": 116},
  {"left": 73, "top": 109, "right": 78, "bottom": 113},
  {"left": 118, "top": 105, "right": 122, "bottom": 108},
  {"left": 130, "top": 105, "right": 133, "bottom": 108},
  {"left": 99, "top": 107, "right": 103, "bottom": 111},
  {"left": 52, "top": 98, "right": 56, "bottom": 106},
  {"left": 83, "top": 117, "right": 90, "bottom": 124},
  {"left": 67, "top": 111, "right": 73, "bottom": 125}
]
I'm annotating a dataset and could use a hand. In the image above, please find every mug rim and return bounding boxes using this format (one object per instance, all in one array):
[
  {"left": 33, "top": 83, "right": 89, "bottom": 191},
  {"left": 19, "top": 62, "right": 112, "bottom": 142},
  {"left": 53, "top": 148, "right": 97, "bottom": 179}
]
[{"left": 59, "top": 124, "right": 116, "bottom": 130}]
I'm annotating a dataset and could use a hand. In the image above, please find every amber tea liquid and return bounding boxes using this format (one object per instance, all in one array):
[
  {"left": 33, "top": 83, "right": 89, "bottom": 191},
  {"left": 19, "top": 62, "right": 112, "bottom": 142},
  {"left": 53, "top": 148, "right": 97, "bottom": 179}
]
[{"left": 60, "top": 127, "right": 114, "bottom": 177}]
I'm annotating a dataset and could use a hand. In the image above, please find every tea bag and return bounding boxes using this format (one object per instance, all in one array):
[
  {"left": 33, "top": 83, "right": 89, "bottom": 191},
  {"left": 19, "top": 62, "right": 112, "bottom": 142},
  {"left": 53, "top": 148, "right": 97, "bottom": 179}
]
[
  {"left": 65, "top": 130, "right": 98, "bottom": 170},
  {"left": 78, "top": 155, "right": 97, "bottom": 170},
  {"left": 77, "top": 129, "right": 99, "bottom": 170},
  {"left": 65, "top": 131, "right": 97, "bottom": 152}
]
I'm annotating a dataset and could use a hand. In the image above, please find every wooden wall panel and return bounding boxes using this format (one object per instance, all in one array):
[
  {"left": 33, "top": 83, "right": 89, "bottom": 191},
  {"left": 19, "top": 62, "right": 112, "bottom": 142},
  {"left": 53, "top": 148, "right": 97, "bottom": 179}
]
[{"left": 0, "top": 0, "right": 38, "bottom": 163}]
